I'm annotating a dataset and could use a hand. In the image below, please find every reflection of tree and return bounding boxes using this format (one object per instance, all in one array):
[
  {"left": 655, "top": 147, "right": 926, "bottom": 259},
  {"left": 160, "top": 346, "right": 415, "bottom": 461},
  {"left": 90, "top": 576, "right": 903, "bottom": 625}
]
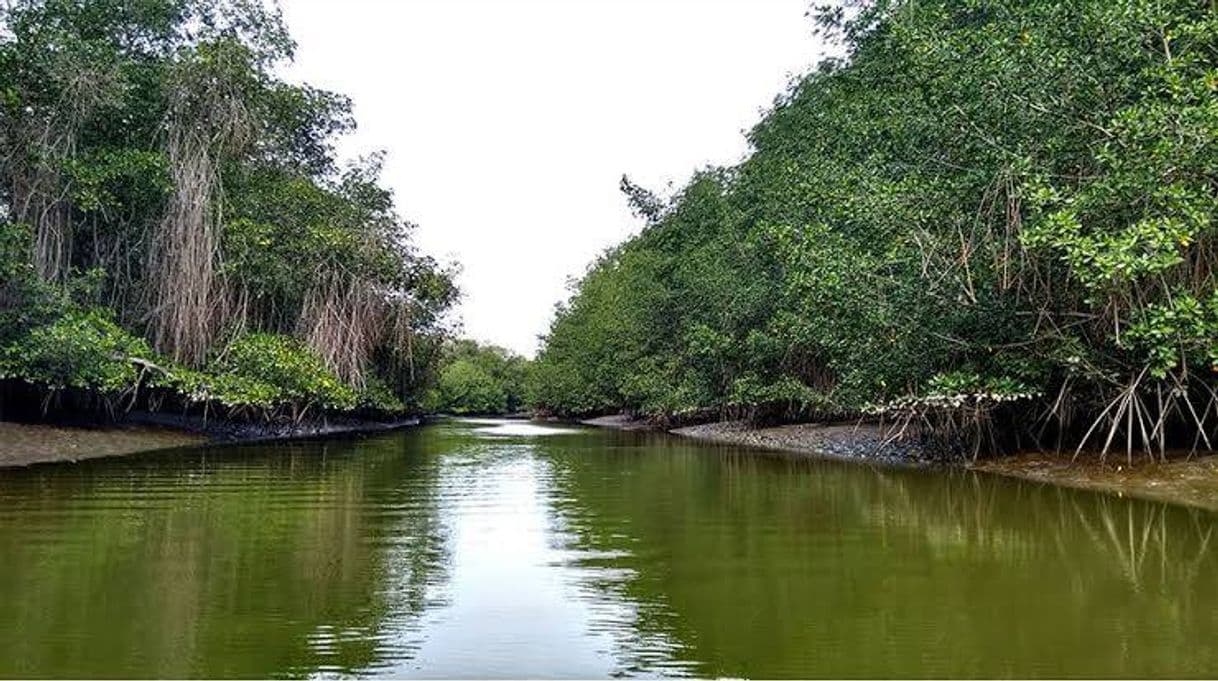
[
  {"left": 0, "top": 430, "right": 451, "bottom": 678},
  {"left": 3, "top": 425, "right": 1216, "bottom": 678},
  {"left": 538, "top": 429, "right": 1218, "bottom": 678}
]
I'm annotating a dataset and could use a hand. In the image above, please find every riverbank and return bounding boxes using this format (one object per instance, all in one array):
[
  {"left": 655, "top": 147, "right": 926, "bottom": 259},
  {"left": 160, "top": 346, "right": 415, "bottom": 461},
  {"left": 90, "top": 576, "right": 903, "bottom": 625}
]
[
  {"left": 582, "top": 414, "right": 1218, "bottom": 511},
  {"left": 122, "top": 410, "right": 422, "bottom": 444},
  {"left": 0, "top": 421, "right": 205, "bottom": 467},
  {"left": 975, "top": 454, "right": 1218, "bottom": 513},
  {"left": 579, "top": 414, "right": 664, "bottom": 431},
  {"left": 0, "top": 413, "right": 422, "bottom": 469},
  {"left": 582, "top": 415, "right": 927, "bottom": 464},
  {"left": 670, "top": 420, "right": 928, "bottom": 465}
]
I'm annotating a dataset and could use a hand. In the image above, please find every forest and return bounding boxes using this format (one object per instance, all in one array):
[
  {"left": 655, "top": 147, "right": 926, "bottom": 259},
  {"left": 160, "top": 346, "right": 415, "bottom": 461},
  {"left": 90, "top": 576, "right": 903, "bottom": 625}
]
[
  {"left": 0, "top": 0, "right": 457, "bottom": 421},
  {"left": 532, "top": 0, "right": 1218, "bottom": 459},
  {"left": 4, "top": 0, "right": 1217, "bottom": 452}
]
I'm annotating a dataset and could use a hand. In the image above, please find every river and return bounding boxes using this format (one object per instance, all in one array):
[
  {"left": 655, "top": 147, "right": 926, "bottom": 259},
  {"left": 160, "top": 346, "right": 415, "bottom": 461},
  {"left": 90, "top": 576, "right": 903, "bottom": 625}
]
[{"left": 0, "top": 418, "right": 1215, "bottom": 677}]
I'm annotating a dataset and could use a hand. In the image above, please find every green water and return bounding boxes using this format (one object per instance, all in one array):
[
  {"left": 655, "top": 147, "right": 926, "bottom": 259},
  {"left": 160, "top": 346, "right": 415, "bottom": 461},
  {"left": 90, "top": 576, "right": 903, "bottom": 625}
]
[{"left": 0, "top": 418, "right": 1215, "bottom": 678}]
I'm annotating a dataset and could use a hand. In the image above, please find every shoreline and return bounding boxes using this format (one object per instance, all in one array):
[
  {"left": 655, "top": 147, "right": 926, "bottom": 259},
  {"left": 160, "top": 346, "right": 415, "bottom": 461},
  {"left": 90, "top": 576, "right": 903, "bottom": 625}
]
[
  {"left": 0, "top": 413, "right": 422, "bottom": 470},
  {"left": 973, "top": 455, "right": 1218, "bottom": 513},
  {"left": 582, "top": 414, "right": 928, "bottom": 465},
  {"left": 669, "top": 420, "right": 928, "bottom": 466},
  {"left": 582, "top": 413, "right": 1218, "bottom": 512},
  {"left": 0, "top": 421, "right": 206, "bottom": 468},
  {"left": 9, "top": 411, "right": 1218, "bottom": 513}
]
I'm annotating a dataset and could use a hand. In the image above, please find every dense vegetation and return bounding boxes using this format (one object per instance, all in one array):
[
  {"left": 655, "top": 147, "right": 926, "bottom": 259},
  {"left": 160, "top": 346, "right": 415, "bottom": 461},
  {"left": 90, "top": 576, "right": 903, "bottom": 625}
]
[
  {"left": 0, "top": 0, "right": 456, "bottom": 421},
  {"left": 533, "top": 0, "right": 1218, "bottom": 459},
  {"left": 426, "top": 339, "right": 531, "bottom": 416}
]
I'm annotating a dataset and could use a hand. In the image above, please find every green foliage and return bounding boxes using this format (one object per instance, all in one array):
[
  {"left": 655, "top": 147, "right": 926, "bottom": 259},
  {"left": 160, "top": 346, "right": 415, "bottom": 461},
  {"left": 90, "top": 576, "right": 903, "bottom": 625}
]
[
  {"left": 878, "top": 371, "right": 1040, "bottom": 414},
  {"left": 533, "top": 0, "right": 1218, "bottom": 455},
  {"left": 1125, "top": 291, "right": 1218, "bottom": 380},
  {"left": 158, "top": 333, "right": 357, "bottom": 413},
  {"left": 427, "top": 340, "right": 531, "bottom": 415},
  {"left": 0, "top": 221, "right": 32, "bottom": 283},
  {"left": 431, "top": 360, "right": 506, "bottom": 416},
  {"left": 0, "top": 0, "right": 457, "bottom": 419},
  {"left": 357, "top": 375, "right": 406, "bottom": 413},
  {"left": 210, "top": 334, "right": 357, "bottom": 411},
  {"left": 0, "top": 308, "right": 152, "bottom": 392},
  {"left": 62, "top": 149, "right": 170, "bottom": 214}
]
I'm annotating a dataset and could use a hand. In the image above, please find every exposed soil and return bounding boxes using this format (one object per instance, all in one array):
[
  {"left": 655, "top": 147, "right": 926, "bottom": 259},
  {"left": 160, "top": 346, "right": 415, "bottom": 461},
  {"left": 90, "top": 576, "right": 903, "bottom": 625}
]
[
  {"left": 0, "top": 421, "right": 205, "bottom": 468},
  {"left": 973, "top": 453, "right": 1218, "bottom": 512},
  {"left": 579, "top": 414, "right": 663, "bottom": 431},
  {"left": 0, "top": 412, "right": 422, "bottom": 469}
]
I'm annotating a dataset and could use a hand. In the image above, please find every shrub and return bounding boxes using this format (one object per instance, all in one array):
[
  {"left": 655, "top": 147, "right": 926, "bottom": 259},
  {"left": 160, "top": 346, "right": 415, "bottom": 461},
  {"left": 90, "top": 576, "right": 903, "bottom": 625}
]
[
  {"left": 182, "top": 333, "right": 360, "bottom": 413},
  {"left": 0, "top": 309, "right": 154, "bottom": 393},
  {"left": 358, "top": 375, "right": 406, "bottom": 413}
]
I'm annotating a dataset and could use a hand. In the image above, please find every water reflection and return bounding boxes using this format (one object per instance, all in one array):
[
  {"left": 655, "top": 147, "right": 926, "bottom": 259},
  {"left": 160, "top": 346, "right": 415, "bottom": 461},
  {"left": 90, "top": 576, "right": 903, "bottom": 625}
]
[
  {"left": 0, "top": 435, "right": 451, "bottom": 678},
  {"left": 537, "top": 431, "right": 1218, "bottom": 678},
  {"left": 377, "top": 425, "right": 690, "bottom": 678},
  {"left": 0, "top": 421, "right": 1214, "bottom": 678}
]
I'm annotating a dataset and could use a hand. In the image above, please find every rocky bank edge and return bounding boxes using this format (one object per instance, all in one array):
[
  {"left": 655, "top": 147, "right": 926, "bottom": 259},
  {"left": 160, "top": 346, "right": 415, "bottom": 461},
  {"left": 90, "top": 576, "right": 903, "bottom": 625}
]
[
  {"left": 581, "top": 415, "right": 928, "bottom": 465},
  {"left": 669, "top": 420, "right": 927, "bottom": 465}
]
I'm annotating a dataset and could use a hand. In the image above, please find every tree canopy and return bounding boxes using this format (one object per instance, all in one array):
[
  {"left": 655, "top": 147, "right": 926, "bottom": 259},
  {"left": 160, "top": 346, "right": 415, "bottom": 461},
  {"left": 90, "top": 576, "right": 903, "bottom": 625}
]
[
  {"left": 0, "top": 0, "right": 457, "bottom": 420},
  {"left": 427, "top": 339, "right": 531, "bottom": 416},
  {"left": 533, "top": 0, "right": 1218, "bottom": 459}
]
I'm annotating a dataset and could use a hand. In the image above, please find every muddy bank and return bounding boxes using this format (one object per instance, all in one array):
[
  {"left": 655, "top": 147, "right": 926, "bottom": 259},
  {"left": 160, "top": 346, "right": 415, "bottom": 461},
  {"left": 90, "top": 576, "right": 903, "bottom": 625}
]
[
  {"left": 123, "top": 410, "right": 421, "bottom": 443},
  {"left": 675, "top": 420, "right": 1218, "bottom": 511},
  {"left": 579, "top": 414, "right": 663, "bottom": 431},
  {"left": 581, "top": 414, "right": 926, "bottom": 464},
  {"left": 0, "top": 412, "right": 422, "bottom": 469},
  {"left": 677, "top": 421, "right": 1218, "bottom": 511},
  {"left": 0, "top": 421, "right": 205, "bottom": 468},
  {"left": 974, "top": 454, "right": 1218, "bottom": 512}
]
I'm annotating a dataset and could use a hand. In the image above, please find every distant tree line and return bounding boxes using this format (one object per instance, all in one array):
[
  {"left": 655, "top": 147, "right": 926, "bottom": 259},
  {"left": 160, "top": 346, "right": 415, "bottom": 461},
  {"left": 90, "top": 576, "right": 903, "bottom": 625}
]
[
  {"left": 531, "top": 0, "right": 1218, "bottom": 460},
  {"left": 427, "top": 339, "right": 531, "bottom": 416},
  {"left": 0, "top": 0, "right": 457, "bottom": 421}
]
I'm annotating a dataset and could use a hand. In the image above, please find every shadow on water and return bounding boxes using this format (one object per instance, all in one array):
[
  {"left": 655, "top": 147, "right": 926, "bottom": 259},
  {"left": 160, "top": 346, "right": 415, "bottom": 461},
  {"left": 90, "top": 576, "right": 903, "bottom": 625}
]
[{"left": 0, "top": 420, "right": 1215, "bottom": 678}]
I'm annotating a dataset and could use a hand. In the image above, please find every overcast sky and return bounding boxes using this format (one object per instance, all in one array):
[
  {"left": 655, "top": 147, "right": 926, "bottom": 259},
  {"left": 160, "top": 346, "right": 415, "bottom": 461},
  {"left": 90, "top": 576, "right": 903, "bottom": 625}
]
[{"left": 279, "top": 0, "right": 824, "bottom": 357}]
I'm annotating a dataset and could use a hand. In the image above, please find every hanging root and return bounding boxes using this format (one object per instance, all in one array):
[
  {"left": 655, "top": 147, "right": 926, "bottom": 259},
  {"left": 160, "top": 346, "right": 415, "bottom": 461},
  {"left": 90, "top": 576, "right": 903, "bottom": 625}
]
[
  {"left": 21, "top": 171, "right": 73, "bottom": 281},
  {"left": 385, "top": 295, "right": 417, "bottom": 384},
  {"left": 297, "top": 273, "right": 385, "bottom": 388},
  {"left": 150, "top": 130, "right": 225, "bottom": 365},
  {"left": 2, "top": 55, "right": 119, "bottom": 282},
  {"left": 148, "top": 47, "right": 254, "bottom": 365}
]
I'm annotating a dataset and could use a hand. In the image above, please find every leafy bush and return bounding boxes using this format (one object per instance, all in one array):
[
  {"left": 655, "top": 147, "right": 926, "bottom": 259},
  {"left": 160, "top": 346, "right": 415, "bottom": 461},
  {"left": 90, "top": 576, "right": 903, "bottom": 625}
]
[
  {"left": 171, "top": 333, "right": 359, "bottom": 413},
  {"left": 358, "top": 375, "right": 407, "bottom": 413},
  {"left": 0, "top": 221, "right": 31, "bottom": 283},
  {"left": 0, "top": 309, "right": 154, "bottom": 392},
  {"left": 0, "top": 221, "right": 62, "bottom": 341},
  {"left": 429, "top": 359, "right": 506, "bottom": 415}
]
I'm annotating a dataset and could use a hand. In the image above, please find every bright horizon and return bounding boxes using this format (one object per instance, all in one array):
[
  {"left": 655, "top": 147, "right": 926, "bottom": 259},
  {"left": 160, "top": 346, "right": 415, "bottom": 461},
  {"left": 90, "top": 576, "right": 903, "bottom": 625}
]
[{"left": 279, "top": 0, "right": 826, "bottom": 357}]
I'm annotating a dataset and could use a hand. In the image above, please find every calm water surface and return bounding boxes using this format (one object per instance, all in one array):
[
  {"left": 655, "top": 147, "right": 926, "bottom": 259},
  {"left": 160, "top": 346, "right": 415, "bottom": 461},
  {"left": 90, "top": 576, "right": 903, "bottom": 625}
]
[{"left": 0, "top": 418, "right": 1216, "bottom": 678}]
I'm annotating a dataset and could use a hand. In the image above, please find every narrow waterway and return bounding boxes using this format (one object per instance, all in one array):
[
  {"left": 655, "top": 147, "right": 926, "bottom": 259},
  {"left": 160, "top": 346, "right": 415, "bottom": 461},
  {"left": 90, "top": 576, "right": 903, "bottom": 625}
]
[{"left": 0, "top": 418, "right": 1215, "bottom": 678}]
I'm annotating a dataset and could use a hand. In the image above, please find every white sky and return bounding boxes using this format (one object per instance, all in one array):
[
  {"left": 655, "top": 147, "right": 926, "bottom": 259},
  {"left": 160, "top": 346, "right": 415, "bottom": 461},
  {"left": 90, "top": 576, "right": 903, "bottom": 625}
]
[{"left": 279, "top": 0, "right": 824, "bottom": 357}]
